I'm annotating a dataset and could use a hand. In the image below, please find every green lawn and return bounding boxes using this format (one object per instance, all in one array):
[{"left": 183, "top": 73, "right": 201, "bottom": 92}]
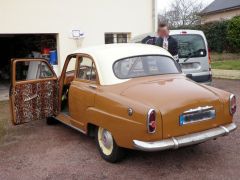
[{"left": 211, "top": 60, "right": 240, "bottom": 70}]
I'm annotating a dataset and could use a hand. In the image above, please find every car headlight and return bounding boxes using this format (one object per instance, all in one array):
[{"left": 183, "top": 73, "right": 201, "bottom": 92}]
[{"left": 229, "top": 94, "right": 237, "bottom": 115}]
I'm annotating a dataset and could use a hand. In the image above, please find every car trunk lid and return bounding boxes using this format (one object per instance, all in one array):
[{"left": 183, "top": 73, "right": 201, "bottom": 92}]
[{"left": 121, "top": 76, "right": 225, "bottom": 138}]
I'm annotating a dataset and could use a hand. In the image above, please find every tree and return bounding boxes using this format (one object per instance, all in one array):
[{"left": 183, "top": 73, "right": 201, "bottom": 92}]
[{"left": 158, "top": 0, "right": 203, "bottom": 28}]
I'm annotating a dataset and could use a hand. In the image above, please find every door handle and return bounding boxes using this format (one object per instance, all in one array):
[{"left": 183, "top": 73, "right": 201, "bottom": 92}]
[
  {"left": 24, "top": 94, "right": 38, "bottom": 102},
  {"left": 89, "top": 85, "right": 97, "bottom": 89}
]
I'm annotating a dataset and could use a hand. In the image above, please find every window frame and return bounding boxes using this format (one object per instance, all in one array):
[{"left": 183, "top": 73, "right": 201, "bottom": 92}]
[
  {"left": 105, "top": 33, "right": 131, "bottom": 44},
  {"left": 75, "top": 54, "right": 99, "bottom": 84},
  {"left": 13, "top": 58, "right": 57, "bottom": 85},
  {"left": 112, "top": 54, "right": 182, "bottom": 80}
]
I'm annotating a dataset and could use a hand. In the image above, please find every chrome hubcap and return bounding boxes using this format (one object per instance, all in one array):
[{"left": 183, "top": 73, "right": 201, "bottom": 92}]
[
  {"left": 102, "top": 130, "right": 112, "bottom": 149},
  {"left": 98, "top": 127, "right": 113, "bottom": 155}
]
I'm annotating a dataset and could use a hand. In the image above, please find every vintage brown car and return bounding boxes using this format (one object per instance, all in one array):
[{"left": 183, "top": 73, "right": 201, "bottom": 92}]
[{"left": 10, "top": 44, "right": 237, "bottom": 162}]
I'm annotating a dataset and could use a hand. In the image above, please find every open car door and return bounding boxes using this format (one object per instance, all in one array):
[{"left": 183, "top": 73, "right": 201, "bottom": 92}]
[{"left": 10, "top": 59, "right": 59, "bottom": 125}]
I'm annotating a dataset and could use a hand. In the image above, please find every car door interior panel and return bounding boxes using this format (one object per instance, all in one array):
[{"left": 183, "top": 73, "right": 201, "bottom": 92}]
[
  {"left": 10, "top": 59, "right": 58, "bottom": 125},
  {"left": 13, "top": 80, "right": 58, "bottom": 124}
]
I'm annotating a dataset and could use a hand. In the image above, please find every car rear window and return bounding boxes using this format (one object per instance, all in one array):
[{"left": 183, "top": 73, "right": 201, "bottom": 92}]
[
  {"left": 113, "top": 55, "right": 181, "bottom": 79},
  {"left": 172, "top": 34, "right": 206, "bottom": 58}
]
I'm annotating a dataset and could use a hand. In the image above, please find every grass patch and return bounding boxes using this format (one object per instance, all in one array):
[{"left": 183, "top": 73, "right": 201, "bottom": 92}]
[
  {"left": 0, "top": 101, "right": 10, "bottom": 140},
  {"left": 211, "top": 52, "right": 240, "bottom": 61},
  {"left": 211, "top": 60, "right": 240, "bottom": 70}
]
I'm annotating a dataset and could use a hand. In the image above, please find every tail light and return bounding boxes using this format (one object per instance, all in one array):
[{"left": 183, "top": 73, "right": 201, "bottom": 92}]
[
  {"left": 147, "top": 109, "right": 156, "bottom": 133},
  {"left": 208, "top": 48, "right": 212, "bottom": 72},
  {"left": 229, "top": 94, "right": 237, "bottom": 115},
  {"left": 208, "top": 48, "right": 211, "bottom": 64}
]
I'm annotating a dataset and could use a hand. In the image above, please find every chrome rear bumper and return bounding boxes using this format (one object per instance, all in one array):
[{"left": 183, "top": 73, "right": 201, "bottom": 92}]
[{"left": 133, "top": 123, "right": 237, "bottom": 152}]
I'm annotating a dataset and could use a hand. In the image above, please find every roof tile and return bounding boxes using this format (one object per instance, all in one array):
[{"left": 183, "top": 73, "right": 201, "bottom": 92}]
[{"left": 201, "top": 0, "right": 240, "bottom": 14}]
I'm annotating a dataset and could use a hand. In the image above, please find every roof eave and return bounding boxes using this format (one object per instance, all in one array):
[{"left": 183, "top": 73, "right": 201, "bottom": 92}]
[{"left": 200, "top": 5, "right": 240, "bottom": 16}]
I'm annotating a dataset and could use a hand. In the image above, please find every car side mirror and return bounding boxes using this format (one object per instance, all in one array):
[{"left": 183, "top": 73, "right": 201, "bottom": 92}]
[{"left": 186, "top": 74, "right": 193, "bottom": 79}]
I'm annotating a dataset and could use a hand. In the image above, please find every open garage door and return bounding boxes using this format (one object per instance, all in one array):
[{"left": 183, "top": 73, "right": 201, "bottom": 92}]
[{"left": 0, "top": 34, "right": 58, "bottom": 101}]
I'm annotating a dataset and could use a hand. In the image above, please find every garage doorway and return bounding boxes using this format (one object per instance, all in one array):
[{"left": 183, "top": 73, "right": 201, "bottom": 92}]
[{"left": 0, "top": 34, "right": 58, "bottom": 101}]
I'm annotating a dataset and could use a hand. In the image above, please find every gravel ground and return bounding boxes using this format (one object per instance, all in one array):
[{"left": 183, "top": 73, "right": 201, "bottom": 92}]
[{"left": 0, "top": 79, "right": 239, "bottom": 180}]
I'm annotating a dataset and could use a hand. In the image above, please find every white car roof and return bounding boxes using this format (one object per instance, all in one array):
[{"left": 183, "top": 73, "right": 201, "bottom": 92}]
[
  {"left": 170, "top": 29, "right": 205, "bottom": 36},
  {"left": 74, "top": 43, "right": 172, "bottom": 85}
]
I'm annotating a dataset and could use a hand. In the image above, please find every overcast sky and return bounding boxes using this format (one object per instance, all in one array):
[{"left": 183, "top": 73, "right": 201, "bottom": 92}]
[{"left": 157, "top": 0, "right": 215, "bottom": 12}]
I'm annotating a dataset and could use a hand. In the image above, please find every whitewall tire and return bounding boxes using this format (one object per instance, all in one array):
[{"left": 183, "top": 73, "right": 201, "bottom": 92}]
[{"left": 95, "top": 127, "right": 125, "bottom": 163}]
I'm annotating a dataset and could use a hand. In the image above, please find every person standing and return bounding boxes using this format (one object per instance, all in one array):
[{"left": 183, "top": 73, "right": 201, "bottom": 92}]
[{"left": 155, "top": 23, "right": 179, "bottom": 61}]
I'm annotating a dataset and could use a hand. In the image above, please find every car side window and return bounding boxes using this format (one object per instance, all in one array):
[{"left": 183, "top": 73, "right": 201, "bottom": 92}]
[
  {"left": 77, "top": 57, "right": 97, "bottom": 81},
  {"left": 16, "top": 61, "right": 54, "bottom": 81}
]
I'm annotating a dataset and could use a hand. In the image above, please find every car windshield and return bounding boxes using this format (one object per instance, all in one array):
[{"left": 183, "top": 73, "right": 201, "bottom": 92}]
[
  {"left": 172, "top": 34, "right": 206, "bottom": 58},
  {"left": 113, "top": 55, "right": 181, "bottom": 79}
]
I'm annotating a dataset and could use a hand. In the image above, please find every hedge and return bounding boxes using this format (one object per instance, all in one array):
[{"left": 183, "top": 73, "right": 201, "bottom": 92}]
[{"left": 227, "top": 16, "right": 240, "bottom": 52}]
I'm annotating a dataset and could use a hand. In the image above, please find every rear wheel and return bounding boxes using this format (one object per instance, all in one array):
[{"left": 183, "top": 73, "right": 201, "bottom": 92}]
[{"left": 95, "top": 127, "right": 125, "bottom": 163}]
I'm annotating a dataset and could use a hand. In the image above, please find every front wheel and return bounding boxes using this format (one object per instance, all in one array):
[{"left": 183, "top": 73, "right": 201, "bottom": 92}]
[{"left": 95, "top": 127, "right": 125, "bottom": 163}]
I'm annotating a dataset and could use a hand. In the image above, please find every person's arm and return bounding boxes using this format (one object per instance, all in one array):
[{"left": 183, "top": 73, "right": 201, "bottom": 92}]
[
  {"left": 171, "top": 38, "right": 178, "bottom": 56},
  {"left": 142, "top": 36, "right": 156, "bottom": 45},
  {"left": 171, "top": 38, "right": 179, "bottom": 62},
  {"left": 141, "top": 36, "right": 151, "bottom": 44}
]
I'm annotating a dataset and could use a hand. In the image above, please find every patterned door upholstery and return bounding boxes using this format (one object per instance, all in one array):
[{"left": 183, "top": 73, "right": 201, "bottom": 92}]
[{"left": 13, "top": 80, "right": 58, "bottom": 124}]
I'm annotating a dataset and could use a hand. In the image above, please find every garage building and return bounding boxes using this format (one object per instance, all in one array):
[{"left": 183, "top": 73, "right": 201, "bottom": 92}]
[{"left": 0, "top": 0, "right": 157, "bottom": 90}]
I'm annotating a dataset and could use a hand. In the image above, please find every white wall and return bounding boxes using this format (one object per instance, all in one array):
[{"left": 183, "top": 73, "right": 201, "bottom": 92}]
[{"left": 0, "top": 0, "right": 153, "bottom": 74}]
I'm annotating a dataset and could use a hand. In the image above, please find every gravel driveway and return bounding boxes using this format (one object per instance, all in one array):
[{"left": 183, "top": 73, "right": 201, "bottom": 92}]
[{"left": 0, "top": 79, "right": 239, "bottom": 180}]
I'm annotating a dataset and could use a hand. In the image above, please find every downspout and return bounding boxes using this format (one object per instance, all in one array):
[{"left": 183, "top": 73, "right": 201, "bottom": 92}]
[{"left": 152, "top": 0, "right": 158, "bottom": 32}]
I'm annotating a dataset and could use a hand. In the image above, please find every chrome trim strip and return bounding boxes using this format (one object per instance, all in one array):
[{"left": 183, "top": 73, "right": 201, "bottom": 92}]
[
  {"left": 180, "top": 106, "right": 216, "bottom": 126},
  {"left": 89, "top": 84, "right": 98, "bottom": 89},
  {"left": 66, "top": 123, "right": 87, "bottom": 135},
  {"left": 172, "top": 137, "right": 179, "bottom": 149},
  {"left": 133, "top": 123, "right": 237, "bottom": 152},
  {"left": 220, "top": 125, "right": 229, "bottom": 135},
  {"left": 183, "top": 106, "right": 214, "bottom": 114},
  {"left": 53, "top": 117, "right": 87, "bottom": 135}
]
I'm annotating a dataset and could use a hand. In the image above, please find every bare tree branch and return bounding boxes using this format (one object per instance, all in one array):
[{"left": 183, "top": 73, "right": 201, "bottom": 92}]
[{"left": 158, "top": 0, "right": 203, "bottom": 28}]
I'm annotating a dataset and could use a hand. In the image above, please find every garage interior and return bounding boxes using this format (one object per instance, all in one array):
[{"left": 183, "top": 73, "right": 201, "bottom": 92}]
[{"left": 0, "top": 34, "right": 57, "bottom": 100}]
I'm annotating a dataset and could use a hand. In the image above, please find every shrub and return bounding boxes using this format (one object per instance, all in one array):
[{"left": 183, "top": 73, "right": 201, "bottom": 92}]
[
  {"left": 199, "top": 21, "right": 229, "bottom": 53},
  {"left": 227, "top": 16, "right": 240, "bottom": 52}
]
